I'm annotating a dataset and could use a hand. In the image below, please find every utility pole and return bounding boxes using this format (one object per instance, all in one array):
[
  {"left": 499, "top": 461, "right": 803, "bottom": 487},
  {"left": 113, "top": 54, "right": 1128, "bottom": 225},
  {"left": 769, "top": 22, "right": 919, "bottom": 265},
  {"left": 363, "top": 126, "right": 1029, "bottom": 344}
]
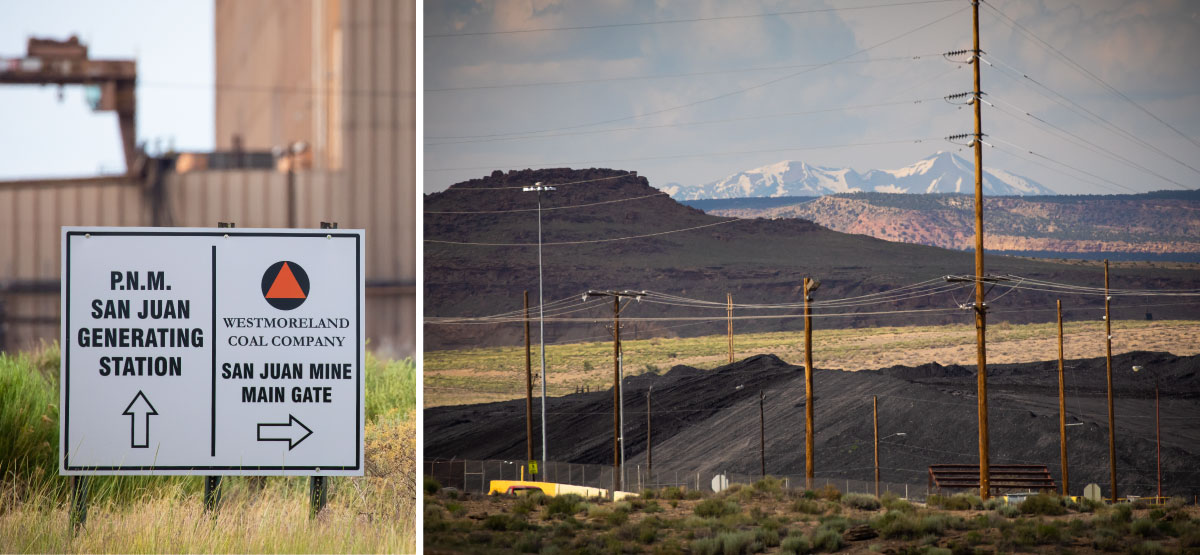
[
  {"left": 584, "top": 289, "right": 645, "bottom": 495},
  {"left": 760, "top": 390, "right": 766, "bottom": 479},
  {"left": 1057, "top": 300, "right": 1069, "bottom": 496},
  {"left": 969, "top": 0, "right": 991, "bottom": 501},
  {"left": 804, "top": 277, "right": 819, "bottom": 489},
  {"left": 1104, "top": 259, "right": 1117, "bottom": 503},
  {"left": 727, "top": 293, "right": 734, "bottom": 364},
  {"left": 873, "top": 395, "right": 880, "bottom": 498},
  {"left": 523, "top": 182, "right": 555, "bottom": 475},
  {"left": 524, "top": 291, "right": 535, "bottom": 480},
  {"left": 646, "top": 387, "right": 652, "bottom": 486}
]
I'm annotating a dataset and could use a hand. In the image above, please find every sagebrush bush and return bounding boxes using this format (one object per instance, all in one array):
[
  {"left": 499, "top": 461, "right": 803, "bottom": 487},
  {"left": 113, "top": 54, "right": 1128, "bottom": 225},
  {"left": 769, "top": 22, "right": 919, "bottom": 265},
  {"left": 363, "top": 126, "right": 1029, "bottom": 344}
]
[
  {"left": 695, "top": 497, "right": 741, "bottom": 518},
  {"left": 780, "top": 534, "right": 810, "bottom": 554},
  {"left": 842, "top": 493, "right": 881, "bottom": 511},
  {"left": 792, "top": 499, "right": 823, "bottom": 515},
  {"left": 1018, "top": 493, "right": 1067, "bottom": 516},
  {"left": 810, "top": 526, "right": 843, "bottom": 552}
]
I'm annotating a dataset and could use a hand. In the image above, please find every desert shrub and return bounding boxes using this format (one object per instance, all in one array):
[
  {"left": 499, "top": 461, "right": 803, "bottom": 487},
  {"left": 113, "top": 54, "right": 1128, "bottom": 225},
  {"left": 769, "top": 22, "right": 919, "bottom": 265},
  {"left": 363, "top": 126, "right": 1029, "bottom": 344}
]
[
  {"left": 644, "top": 500, "right": 664, "bottom": 513},
  {"left": 662, "top": 486, "right": 685, "bottom": 500},
  {"left": 641, "top": 488, "right": 657, "bottom": 500},
  {"left": 514, "top": 531, "right": 542, "bottom": 553},
  {"left": 792, "top": 499, "right": 823, "bottom": 515},
  {"left": 696, "top": 498, "right": 741, "bottom": 518},
  {"left": 1077, "top": 497, "right": 1104, "bottom": 512},
  {"left": 753, "top": 476, "right": 784, "bottom": 494},
  {"left": 1129, "top": 540, "right": 1166, "bottom": 555},
  {"left": 842, "top": 493, "right": 881, "bottom": 511},
  {"left": 717, "top": 531, "right": 759, "bottom": 555},
  {"left": 780, "top": 534, "right": 811, "bottom": 555},
  {"left": 1092, "top": 527, "right": 1123, "bottom": 551},
  {"left": 546, "top": 493, "right": 585, "bottom": 517},
  {"left": 983, "top": 498, "right": 1003, "bottom": 511},
  {"left": 755, "top": 528, "right": 781, "bottom": 548},
  {"left": 871, "top": 511, "right": 920, "bottom": 539},
  {"left": 604, "top": 508, "right": 629, "bottom": 526},
  {"left": 1110, "top": 503, "right": 1134, "bottom": 523},
  {"left": 817, "top": 515, "right": 852, "bottom": 533},
  {"left": 483, "top": 513, "right": 528, "bottom": 532},
  {"left": 691, "top": 537, "right": 722, "bottom": 555},
  {"left": 423, "top": 476, "right": 441, "bottom": 495},
  {"left": 686, "top": 489, "right": 704, "bottom": 500},
  {"left": 815, "top": 483, "right": 841, "bottom": 501},
  {"left": 1132, "top": 518, "right": 1161, "bottom": 538},
  {"left": 1035, "top": 522, "right": 1063, "bottom": 544},
  {"left": 881, "top": 495, "right": 915, "bottom": 514},
  {"left": 994, "top": 504, "right": 1020, "bottom": 518},
  {"left": 444, "top": 501, "right": 467, "bottom": 517},
  {"left": 1018, "top": 493, "right": 1067, "bottom": 515},
  {"left": 929, "top": 493, "right": 982, "bottom": 511},
  {"left": 424, "top": 504, "right": 447, "bottom": 532},
  {"left": 810, "top": 527, "right": 844, "bottom": 552}
]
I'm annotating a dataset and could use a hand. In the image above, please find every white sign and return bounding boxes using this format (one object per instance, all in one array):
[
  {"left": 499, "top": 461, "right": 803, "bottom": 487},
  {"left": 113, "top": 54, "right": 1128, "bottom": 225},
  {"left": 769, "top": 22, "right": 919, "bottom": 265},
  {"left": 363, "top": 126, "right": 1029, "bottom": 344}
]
[{"left": 60, "top": 227, "right": 364, "bottom": 476}]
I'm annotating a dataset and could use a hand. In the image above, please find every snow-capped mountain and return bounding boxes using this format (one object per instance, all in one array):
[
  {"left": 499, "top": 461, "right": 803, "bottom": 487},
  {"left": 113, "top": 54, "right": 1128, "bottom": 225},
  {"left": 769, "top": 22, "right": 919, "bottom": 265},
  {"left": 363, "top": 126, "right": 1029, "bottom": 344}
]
[{"left": 669, "top": 152, "right": 1055, "bottom": 199}]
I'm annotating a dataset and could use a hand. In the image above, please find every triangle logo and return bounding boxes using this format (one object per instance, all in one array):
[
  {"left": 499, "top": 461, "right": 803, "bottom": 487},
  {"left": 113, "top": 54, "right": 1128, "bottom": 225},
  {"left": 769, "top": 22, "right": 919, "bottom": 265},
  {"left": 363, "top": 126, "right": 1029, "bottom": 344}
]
[
  {"left": 261, "top": 261, "right": 310, "bottom": 310},
  {"left": 266, "top": 262, "right": 307, "bottom": 299}
]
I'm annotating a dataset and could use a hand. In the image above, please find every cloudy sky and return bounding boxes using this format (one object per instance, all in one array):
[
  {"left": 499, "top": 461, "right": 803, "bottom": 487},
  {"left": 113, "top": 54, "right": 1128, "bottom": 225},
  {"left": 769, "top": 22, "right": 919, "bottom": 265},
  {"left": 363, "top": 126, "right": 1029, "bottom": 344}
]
[{"left": 423, "top": 0, "right": 1200, "bottom": 195}]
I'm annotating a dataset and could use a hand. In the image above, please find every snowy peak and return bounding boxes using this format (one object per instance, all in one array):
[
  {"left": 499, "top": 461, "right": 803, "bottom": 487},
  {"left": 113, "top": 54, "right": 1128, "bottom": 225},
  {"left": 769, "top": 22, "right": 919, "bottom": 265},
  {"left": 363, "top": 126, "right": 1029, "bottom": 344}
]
[{"left": 670, "top": 153, "right": 1055, "bottom": 199}]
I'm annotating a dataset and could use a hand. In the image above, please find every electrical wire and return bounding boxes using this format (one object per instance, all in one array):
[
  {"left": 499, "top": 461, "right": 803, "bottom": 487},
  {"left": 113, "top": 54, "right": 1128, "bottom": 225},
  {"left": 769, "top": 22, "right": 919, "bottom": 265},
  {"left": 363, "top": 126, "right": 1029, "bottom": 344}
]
[
  {"left": 425, "top": 0, "right": 958, "bottom": 38},
  {"left": 425, "top": 7, "right": 965, "bottom": 141},
  {"left": 424, "top": 192, "right": 668, "bottom": 215}
]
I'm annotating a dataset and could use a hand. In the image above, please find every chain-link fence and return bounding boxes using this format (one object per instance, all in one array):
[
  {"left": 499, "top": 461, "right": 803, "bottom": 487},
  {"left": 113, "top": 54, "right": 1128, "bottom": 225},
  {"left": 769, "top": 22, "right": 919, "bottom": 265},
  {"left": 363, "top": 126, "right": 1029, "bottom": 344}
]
[{"left": 426, "top": 459, "right": 927, "bottom": 502}]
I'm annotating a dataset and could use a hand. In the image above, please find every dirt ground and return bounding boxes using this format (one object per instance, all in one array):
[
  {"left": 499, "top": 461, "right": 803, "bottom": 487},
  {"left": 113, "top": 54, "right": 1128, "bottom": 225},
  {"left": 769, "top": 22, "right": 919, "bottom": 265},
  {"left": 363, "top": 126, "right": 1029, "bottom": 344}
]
[{"left": 424, "top": 320, "right": 1200, "bottom": 407}]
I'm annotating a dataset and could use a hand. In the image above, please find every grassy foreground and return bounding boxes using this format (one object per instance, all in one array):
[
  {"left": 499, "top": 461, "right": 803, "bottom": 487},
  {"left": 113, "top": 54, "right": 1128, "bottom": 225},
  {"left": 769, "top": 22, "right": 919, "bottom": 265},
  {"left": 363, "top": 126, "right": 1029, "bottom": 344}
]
[
  {"left": 0, "top": 345, "right": 416, "bottom": 553},
  {"left": 424, "top": 319, "right": 1200, "bottom": 407},
  {"left": 425, "top": 477, "right": 1200, "bottom": 554}
]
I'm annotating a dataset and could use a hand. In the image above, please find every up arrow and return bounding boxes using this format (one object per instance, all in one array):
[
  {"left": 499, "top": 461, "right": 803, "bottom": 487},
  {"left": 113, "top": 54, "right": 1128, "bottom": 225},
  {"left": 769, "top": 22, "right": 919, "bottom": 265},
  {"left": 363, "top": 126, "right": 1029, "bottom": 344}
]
[
  {"left": 122, "top": 391, "right": 158, "bottom": 449},
  {"left": 256, "top": 415, "right": 314, "bottom": 450}
]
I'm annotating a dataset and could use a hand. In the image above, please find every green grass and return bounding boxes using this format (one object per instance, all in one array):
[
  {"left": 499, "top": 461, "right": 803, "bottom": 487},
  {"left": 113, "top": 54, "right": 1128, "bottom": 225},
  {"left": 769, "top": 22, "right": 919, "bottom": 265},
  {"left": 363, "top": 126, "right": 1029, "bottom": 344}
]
[{"left": 1, "top": 343, "right": 416, "bottom": 553}]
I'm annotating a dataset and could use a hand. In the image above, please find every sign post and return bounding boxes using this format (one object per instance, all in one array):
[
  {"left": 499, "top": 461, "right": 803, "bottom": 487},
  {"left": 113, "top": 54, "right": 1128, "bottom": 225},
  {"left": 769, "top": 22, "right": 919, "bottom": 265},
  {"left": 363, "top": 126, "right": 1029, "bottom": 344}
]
[{"left": 60, "top": 227, "right": 365, "bottom": 497}]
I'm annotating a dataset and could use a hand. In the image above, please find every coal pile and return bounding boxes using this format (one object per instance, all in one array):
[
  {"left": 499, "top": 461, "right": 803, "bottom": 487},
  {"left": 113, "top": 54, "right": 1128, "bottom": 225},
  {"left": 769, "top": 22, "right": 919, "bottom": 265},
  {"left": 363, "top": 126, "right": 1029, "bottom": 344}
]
[{"left": 425, "top": 351, "right": 1200, "bottom": 499}]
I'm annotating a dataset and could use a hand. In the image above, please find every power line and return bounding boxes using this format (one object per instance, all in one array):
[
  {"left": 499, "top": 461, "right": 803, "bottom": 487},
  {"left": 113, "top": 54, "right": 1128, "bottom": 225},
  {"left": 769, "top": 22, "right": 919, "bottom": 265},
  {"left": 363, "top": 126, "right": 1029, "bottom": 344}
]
[
  {"left": 981, "top": 54, "right": 1200, "bottom": 179},
  {"left": 980, "top": 0, "right": 1200, "bottom": 153},
  {"left": 985, "top": 97, "right": 1191, "bottom": 191},
  {"left": 424, "top": 192, "right": 668, "bottom": 215},
  {"left": 425, "top": 218, "right": 741, "bottom": 246},
  {"left": 425, "top": 7, "right": 966, "bottom": 141},
  {"left": 423, "top": 137, "right": 940, "bottom": 172},
  {"left": 426, "top": 97, "right": 945, "bottom": 147},
  {"left": 425, "top": 54, "right": 941, "bottom": 93},
  {"left": 425, "top": 0, "right": 958, "bottom": 38}
]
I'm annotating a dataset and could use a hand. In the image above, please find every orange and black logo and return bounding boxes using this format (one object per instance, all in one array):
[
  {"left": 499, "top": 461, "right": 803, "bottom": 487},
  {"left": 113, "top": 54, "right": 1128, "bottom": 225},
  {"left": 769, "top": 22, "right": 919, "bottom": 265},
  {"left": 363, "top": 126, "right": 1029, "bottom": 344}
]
[{"left": 261, "top": 261, "right": 310, "bottom": 310}]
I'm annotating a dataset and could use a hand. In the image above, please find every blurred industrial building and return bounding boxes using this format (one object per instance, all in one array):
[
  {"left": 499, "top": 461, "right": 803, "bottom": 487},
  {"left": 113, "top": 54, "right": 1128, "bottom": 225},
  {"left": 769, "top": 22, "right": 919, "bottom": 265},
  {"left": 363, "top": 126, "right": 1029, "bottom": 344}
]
[{"left": 0, "top": 0, "right": 416, "bottom": 356}]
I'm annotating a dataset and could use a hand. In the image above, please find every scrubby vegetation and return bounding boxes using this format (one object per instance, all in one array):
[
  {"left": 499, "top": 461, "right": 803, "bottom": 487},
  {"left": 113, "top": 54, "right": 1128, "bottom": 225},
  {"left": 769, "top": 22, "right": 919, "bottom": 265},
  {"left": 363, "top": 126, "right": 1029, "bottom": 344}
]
[
  {"left": 1, "top": 344, "right": 417, "bottom": 553},
  {"left": 425, "top": 477, "right": 1200, "bottom": 554}
]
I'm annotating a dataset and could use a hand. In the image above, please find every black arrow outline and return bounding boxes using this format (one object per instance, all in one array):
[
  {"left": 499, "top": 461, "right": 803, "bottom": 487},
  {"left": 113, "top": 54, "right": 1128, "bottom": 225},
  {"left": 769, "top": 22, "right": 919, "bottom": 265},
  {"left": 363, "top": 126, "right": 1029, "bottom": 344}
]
[
  {"left": 256, "top": 414, "right": 313, "bottom": 450},
  {"left": 122, "top": 390, "right": 158, "bottom": 449}
]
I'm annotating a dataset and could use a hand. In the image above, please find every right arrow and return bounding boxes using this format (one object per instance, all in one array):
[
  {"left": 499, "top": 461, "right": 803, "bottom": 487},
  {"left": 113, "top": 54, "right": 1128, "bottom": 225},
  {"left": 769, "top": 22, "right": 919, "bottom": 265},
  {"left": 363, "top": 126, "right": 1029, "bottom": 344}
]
[{"left": 256, "top": 415, "right": 313, "bottom": 450}]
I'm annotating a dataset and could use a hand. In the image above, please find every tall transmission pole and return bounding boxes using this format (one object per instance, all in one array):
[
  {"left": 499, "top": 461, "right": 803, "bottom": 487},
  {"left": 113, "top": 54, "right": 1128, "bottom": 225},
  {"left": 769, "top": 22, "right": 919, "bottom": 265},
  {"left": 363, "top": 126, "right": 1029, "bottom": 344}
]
[
  {"left": 970, "top": 0, "right": 991, "bottom": 501},
  {"left": 523, "top": 182, "right": 555, "bottom": 475},
  {"left": 1057, "top": 300, "right": 1069, "bottom": 496},
  {"left": 1104, "top": 259, "right": 1117, "bottom": 502},
  {"left": 803, "top": 277, "right": 819, "bottom": 489},
  {"left": 524, "top": 291, "right": 535, "bottom": 479},
  {"left": 584, "top": 289, "right": 645, "bottom": 495}
]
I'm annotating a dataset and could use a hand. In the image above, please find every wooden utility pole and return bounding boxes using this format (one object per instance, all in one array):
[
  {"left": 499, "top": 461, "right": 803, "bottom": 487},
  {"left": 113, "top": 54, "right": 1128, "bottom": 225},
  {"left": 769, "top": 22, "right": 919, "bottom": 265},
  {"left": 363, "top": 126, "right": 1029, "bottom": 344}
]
[
  {"left": 646, "top": 387, "right": 652, "bottom": 483},
  {"left": 1057, "top": 300, "right": 1069, "bottom": 496},
  {"left": 873, "top": 395, "right": 880, "bottom": 498},
  {"left": 524, "top": 291, "right": 535, "bottom": 480},
  {"left": 759, "top": 390, "right": 766, "bottom": 479},
  {"left": 584, "top": 289, "right": 645, "bottom": 495},
  {"left": 804, "top": 277, "right": 817, "bottom": 488},
  {"left": 1104, "top": 259, "right": 1117, "bottom": 502},
  {"left": 727, "top": 293, "right": 734, "bottom": 364},
  {"left": 612, "top": 295, "right": 621, "bottom": 493},
  {"left": 969, "top": 0, "right": 991, "bottom": 501}
]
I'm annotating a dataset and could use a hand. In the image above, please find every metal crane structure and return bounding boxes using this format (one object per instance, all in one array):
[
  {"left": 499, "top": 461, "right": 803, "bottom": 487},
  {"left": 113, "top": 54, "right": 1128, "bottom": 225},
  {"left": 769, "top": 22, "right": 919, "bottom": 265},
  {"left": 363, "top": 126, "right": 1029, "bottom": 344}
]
[{"left": 0, "top": 36, "right": 138, "bottom": 173}]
